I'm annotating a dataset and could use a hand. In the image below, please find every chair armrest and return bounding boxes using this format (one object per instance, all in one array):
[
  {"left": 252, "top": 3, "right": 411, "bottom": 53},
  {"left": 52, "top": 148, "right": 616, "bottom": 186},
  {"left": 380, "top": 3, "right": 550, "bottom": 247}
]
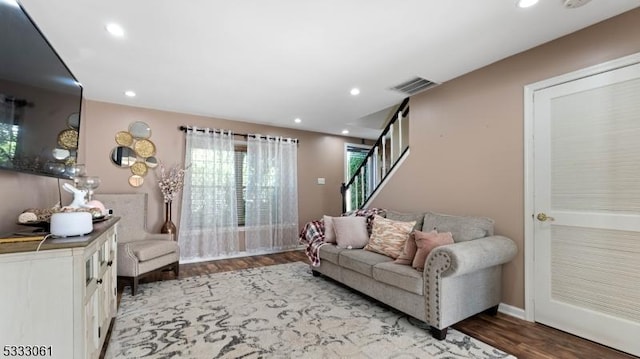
[
  {"left": 143, "top": 233, "right": 174, "bottom": 241},
  {"left": 424, "top": 235, "right": 517, "bottom": 278},
  {"left": 117, "top": 242, "right": 140, "bottom": 277}
]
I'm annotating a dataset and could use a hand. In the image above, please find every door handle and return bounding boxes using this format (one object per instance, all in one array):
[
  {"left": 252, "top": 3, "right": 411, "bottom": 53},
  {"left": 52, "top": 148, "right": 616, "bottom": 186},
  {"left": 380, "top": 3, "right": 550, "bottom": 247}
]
[{"left": 536, "top": 212, "right": 555, "bottom": 222}]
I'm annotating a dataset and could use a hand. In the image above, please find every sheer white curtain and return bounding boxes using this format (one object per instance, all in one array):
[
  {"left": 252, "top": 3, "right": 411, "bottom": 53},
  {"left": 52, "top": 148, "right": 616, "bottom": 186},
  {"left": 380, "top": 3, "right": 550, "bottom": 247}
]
[
  {"left": 178, "top": 128, "right": 239, "bottom": 262},
  {"left": 245, "top": 136, "right": 299, "bottom": 252}
]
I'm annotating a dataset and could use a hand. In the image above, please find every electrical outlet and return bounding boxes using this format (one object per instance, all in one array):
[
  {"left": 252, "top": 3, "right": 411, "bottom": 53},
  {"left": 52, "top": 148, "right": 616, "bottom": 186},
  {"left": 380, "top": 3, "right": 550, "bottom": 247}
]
[{"left": 317, "top": 178, "right": 326, "bottom": 185}]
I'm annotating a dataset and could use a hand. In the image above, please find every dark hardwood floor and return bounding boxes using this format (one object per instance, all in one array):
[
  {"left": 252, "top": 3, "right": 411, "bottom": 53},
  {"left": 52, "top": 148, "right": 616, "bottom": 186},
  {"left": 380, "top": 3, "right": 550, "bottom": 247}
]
[{"left": 109, "top": 250, "right": 636, "bottom": 359}]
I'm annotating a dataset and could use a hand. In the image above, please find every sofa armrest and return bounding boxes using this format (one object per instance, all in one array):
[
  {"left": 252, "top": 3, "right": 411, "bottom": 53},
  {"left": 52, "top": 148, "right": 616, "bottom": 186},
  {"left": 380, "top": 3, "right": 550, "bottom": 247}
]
[
  {"left": 422, "top": 235, "right": 517, "bottom": 329},
  {"left": 424, "top": 235, "right": 517, "bottom": 278}
]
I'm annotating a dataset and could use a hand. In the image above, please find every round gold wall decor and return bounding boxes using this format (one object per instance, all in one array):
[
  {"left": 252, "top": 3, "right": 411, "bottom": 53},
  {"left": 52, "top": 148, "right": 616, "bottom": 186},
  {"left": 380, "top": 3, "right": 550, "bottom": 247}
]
[
  {"left": 57, "top": 129, "right": 79, "bottom": 150},
  {"left": 134, "top": 139, "right": 156, "bottom": 157},
  {"left": 115, "top": 131, "right": 134, "bottom": 146},
  {"left": 131, "top": 161, "right": 148, "bottom": 176}
]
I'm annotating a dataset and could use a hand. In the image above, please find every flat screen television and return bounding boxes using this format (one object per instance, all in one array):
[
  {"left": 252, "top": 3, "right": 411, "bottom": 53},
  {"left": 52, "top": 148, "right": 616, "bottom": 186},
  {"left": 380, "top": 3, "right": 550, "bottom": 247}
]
[{"left": 0, "top": 0, "right": 83, "bottom": 179}]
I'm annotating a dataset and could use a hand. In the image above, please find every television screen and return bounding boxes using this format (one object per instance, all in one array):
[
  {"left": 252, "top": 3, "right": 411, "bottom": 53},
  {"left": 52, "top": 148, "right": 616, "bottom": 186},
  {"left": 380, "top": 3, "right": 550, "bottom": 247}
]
[{"left": 0, "top": 0, "right": 83, "bottom": 179}]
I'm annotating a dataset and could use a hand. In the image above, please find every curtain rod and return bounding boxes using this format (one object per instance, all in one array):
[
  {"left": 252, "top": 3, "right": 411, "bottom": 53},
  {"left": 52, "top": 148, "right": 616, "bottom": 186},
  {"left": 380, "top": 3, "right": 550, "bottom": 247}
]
[{"left": 178, "top": 126, "right": 299, "bottom": 143}]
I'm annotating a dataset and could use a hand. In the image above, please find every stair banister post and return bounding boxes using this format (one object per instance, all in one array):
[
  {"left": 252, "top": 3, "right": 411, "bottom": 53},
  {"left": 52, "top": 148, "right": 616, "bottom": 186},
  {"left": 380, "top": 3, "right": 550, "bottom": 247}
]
[{"left": 340, "top": 182, "right": 347, "bottom": 213}]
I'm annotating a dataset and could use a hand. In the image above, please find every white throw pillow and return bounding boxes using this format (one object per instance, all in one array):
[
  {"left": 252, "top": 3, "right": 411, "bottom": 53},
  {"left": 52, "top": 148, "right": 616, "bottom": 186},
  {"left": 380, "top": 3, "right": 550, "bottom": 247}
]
[
  {"left": 332, "top": 216, "right": 370, "bottom": 249},
  {"left": 323, "top": 215, "right": 337, "bottom": 244}
]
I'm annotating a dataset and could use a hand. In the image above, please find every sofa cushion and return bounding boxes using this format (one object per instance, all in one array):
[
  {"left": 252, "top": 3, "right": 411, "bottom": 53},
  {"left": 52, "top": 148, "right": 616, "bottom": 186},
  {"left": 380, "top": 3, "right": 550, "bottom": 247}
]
[
  {"left": 373, "top": 261, "right": 424, "bottom": 295},
  {"left": 412, "top": 230, "right": 454, "bottom": 271},
  {"left": 318, "top": 243, "right": 343, "bottom": 264},
  {"left": 323, "top": 215, "right": 337, "bottom": 244},
  {"left": 422, "top": 212, "right": 494, "bottom": 242},
  {"left": 385, "top": 210, "right": 425, "bottom": 231},
  {"left": 333, "top": 216, "right": 370, "bottom": 249},
  {"left": 394, "top": 231, "right": 417, "bottom": 265},
  {"left": 128, "top": 240, "right": 179, "bottom": 262},
  {"left": 364, "top": 215, "right": 415, "bottom": 259},
  {"left": 339, "top": 249, "right": 393, "bottom": 277}
]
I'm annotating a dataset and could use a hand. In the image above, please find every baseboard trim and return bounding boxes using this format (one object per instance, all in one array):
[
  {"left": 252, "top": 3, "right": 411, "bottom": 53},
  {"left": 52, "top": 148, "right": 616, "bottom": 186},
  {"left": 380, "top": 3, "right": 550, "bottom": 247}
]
[
  {"left": 498, "top": 303, "right": 527, "bottom": 321},
  {"left": 180, "top": 246, "right": 303, "bottom": 264}
]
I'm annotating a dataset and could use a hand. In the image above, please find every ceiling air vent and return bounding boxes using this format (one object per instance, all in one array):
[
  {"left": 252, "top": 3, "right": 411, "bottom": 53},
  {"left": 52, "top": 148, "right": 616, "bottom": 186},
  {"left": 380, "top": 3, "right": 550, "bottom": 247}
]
[{"left": 390, "top": 77, "right": 438, "bottom": 96}]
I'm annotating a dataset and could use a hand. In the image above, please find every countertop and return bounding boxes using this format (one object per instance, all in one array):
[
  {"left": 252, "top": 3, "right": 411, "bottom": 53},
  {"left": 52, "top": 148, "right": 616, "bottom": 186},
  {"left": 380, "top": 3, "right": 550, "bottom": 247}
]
[{"left": 0, "top": 217, "right": 120, "bottom": 255}]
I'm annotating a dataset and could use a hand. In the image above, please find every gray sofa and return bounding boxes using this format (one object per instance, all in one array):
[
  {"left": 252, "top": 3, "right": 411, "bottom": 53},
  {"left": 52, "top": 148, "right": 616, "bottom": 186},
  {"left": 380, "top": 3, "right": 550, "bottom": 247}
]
[{"left": 311, "top": 211, "right": 517, "bottom": 340}]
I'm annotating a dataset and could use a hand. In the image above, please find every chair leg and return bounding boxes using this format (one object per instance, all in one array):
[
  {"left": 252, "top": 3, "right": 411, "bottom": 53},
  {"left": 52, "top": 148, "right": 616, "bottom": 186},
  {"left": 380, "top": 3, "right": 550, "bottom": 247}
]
[
  {"left": 430, "top": 326, "right": 448, "bottom": 340},
  {"left": 131, "top": 277, "right": 139, "bottom": 296},
  {"left": 173, "top": 262, "right": 179, "bottom": 277}
]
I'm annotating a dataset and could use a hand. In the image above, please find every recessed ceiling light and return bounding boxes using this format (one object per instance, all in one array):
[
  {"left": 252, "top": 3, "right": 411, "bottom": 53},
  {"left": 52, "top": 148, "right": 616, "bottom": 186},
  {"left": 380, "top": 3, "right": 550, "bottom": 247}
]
[
  {"left": 294, "top": 118, "right": 302, "bottom": 123},
  {"left": 341, "top": 129, "right": 349, "bottom": 135},
  {"left": 124, "top": 90, "right": 136, "bottom": 97},
  {"left": 105, "top": 23, "right": 125, "bottom": 37},
  {"left": 516, "top": 0, "right": 538, "bottom": 8},
  {"left": 350, "top": 88, "right": 360, "bottom": 96}
]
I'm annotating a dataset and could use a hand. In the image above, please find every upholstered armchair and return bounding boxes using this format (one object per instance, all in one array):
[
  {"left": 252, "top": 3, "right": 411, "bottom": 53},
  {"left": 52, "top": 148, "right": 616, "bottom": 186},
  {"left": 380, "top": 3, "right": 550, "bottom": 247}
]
[{"left": 94, "top": 193, "right": 179, "bottom": 295}]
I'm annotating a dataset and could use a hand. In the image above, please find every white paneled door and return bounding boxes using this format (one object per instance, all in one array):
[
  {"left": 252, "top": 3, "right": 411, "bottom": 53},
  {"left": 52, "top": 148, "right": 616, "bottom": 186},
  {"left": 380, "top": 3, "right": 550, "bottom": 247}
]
[{"left": 532, "top": 61, "right": 640, "bottom": 356}]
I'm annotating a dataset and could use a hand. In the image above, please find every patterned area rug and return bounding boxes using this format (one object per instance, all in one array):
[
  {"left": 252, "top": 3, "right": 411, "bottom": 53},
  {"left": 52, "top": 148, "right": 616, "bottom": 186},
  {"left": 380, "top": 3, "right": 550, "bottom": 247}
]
[{"left": 106, "top": 262, "right": 515, "bottom": 358}]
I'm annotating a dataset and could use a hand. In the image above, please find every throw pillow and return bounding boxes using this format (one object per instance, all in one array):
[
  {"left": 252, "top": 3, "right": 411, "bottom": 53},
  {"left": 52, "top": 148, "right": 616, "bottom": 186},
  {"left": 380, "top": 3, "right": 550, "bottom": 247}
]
[
  {"left": 342, "top": 208, "right": 386, "bottom": 235},
  {"left": 364, "top": 215, "right": 415, "bottom": 259},
  {"left": 323, "top": 215, "right": 337, "bottom": 244},
  {"left": 412, "top": 230, "right": 454, "bottom": 271},
  {"left": 422, "top": 212, "right": 494, "bottom": 242},
  {"left": 394, "top": 231, "right": 417, "bottom": 265},
  {"left": 333, "top": 216, "right": 370, "bottom": 249}
]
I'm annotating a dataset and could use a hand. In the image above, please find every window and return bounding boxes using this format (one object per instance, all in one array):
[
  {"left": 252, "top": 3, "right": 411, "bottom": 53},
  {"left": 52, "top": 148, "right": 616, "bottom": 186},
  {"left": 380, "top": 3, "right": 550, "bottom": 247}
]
[
  {"left": 234, "top": 146, "right": 247, "bottom": 226},
  {"left": 0, "top": 123, "right": 18, "bottom": 163},
  {"left": 0, "top": 98, "right": 19, "bottom": 164},
  {"left": 186, "top": 143, "right": 253, "bottom": 227},
  {"left": 345, "top": 144, "right": 370, "bottom": 181},
  {"left": 344, "top": 143, "right": 372, "bottom": 211}
]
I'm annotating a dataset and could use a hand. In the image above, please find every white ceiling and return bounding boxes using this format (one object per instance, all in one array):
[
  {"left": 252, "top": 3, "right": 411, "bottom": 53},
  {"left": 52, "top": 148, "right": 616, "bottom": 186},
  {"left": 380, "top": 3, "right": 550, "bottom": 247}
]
[{"left": 17, "top": 0, "right": 640, "bottom": 139}]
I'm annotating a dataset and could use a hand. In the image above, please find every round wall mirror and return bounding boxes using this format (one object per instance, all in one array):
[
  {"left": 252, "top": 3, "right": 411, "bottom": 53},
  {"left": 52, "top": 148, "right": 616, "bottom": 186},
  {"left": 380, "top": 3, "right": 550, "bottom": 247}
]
[
  {"left": 110, "top": 146, "right": 137, "bottom": 167},
  {"left": 67, "top": 112, "right": 80, "bottom": 129},
  {"left": 129, "top": 121, "right": 152, "bottom": 139},
  {"left": 145, "top": 156, "right": 159, "bottom": 168},
  {"left": 52, "top": 148, "right": 70, "bottom": 160},
  {"left": 128, "top": 175, "right": 144, "bottom": 187}
]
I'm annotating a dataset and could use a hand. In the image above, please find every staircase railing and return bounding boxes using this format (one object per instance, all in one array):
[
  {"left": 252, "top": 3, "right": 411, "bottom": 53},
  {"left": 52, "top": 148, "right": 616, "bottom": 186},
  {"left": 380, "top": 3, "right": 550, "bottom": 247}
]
[{"left": 341, "top": 98, "right": 410, "bottom": 213}]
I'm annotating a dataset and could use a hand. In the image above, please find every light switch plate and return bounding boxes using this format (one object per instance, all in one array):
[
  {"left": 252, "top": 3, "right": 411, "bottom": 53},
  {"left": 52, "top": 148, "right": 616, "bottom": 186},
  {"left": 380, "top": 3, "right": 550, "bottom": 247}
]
[{"left": 317, "top": 177, "right": 325, "bottom": 185}]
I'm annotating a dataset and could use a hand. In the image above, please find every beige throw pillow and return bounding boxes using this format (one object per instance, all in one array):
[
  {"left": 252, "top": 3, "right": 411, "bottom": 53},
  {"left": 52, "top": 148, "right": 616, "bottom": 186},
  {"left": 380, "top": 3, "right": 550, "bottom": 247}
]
[
  {"left": 364, "top": 215, "right": 415, "bottom": 259},
  {"left": 323, "top": 215, "right": 337, "bottom": 243},
  {"left": 333, "top": 216, "right": 370, "bottom": 249},
  {"left": 412, "top": 230, "right": 454, "bottom": 271}
]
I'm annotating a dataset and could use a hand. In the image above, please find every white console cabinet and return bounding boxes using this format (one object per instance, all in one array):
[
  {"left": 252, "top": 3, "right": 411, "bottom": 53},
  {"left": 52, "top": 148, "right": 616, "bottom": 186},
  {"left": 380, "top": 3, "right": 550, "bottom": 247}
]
[{"left": 0, "top": 218, "right": 119, "bottom": 359}]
